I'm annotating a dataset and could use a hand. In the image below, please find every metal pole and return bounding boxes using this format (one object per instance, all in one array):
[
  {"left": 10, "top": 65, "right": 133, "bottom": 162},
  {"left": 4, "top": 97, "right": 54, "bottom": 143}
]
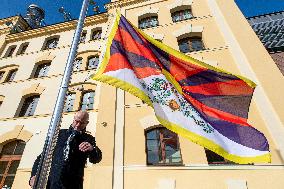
[{"left": 33, "top": 0, "right": 90, "bottom": 188}]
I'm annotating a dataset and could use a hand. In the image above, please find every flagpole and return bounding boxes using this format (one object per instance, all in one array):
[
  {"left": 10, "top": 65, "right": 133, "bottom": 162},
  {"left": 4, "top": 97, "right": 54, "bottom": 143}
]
[{"left": 33, "top": 0, "right": 90, "bottom": 188}]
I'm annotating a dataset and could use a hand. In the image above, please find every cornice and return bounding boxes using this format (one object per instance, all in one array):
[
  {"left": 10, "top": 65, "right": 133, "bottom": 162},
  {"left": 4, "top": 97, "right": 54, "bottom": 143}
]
[
  {"left": 0, "top": 16, "right": 30, "bottom": 35},
  {"left": 5, "top": 13, "right": 108, "bottom": 43},
  {"left": 0, "top": 28, "right": 10, "bottom": 35},
  {"left": 0, "top": 16, "right": 20, "bottom": 35},
  {"left": 105, "top": 0, "right": 149, "bottom": 10},
  {"left": 0, "top": 16, "right": 19, "bottom": 25}
]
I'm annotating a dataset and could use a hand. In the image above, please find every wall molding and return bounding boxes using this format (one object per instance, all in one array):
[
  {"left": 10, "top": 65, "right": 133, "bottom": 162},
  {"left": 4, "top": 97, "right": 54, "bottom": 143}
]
[{"left": 0, "top": 125, "right": 33, "bottom": 144}]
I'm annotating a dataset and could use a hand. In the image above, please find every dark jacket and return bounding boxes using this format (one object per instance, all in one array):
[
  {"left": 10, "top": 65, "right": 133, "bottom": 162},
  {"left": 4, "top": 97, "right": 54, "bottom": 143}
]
[{"left": 31, "top": 127, "right": 102, "bottom": 189}]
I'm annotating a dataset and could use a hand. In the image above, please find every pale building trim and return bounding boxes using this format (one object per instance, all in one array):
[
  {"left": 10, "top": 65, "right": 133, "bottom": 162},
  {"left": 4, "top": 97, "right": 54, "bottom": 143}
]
[
  {"left": 167, "top": 0, "right": 193, "bottom": 10},
  {"left": 157, "top": 179, "right": 176, "bottom": 189},
  {"left": 193, "top": 56, "right": 218, "bottom": 67},
  {"left": 172, "top": 25, "right": 204, "bottom": 38},
  {"left": 112, "top": 89, "right": 125, "bottom": 189},
  {"left": 22, "top": 83, "right": 45, "bottom": 97},
  {"left": 145, "top": 32, "right": 165, "bottom": 41},
  {"left": 139, "top": 114, "right": 160, "bottom": 129},
  {"left": 0, "top": 125, "right": 33, "bottom": 144},
  {"left": 35, "top": 52, "right": 56, "bottom": 63},
  {"left": 226, "top": 179, "right": 248, "bottom": 189},
  {"left": 136, "top": 7, "right": 160, "bottom": 18}
]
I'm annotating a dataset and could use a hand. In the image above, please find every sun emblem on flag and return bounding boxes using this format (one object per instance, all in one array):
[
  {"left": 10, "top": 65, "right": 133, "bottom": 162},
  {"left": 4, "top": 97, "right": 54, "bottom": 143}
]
[{"left": 168, "top": 99, "right": 180, "bottom": 111}]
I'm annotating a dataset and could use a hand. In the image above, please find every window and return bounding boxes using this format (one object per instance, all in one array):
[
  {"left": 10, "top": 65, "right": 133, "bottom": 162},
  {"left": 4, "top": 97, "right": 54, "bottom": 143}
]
[
  {"left": 64, "top": 93, "right": 76, "bottom": 112},
  {"left": 80, "top": 91, "right": 95, "bottom": 110},
  {"left": 6, "top": 46, "right": 16, "bottom": 57},
  {"left": 34, "top": 62, "right": 51, "bottom": 78},
  {"left": 139, "top": 16, "right": 159, "bottom": 29},
  {"left": 73, "top": 58, "right": 83, "bottom": 72},
  {"left": 91, "top": 29, "right": 102, "bottom": 40},
  {"left": 0, "top": 72, "right": 4, "bottom": 81},
  {"left": 87, "top": 56, "right": 99, "bottom": 70},
  {"left": 43, "top": 37, "right": 59, "bottom": 50},
  {"left": 0, "top": 140, "right": 25, "bottom": 188},
  {"left": 172, "top": 9, "right": 193, "bottom": 22},
  {"left": 5, "top": 70, "right": 17, "bottom": 82},
  {"left": 178, "top": 37, "right": 204, "bottom": 53},
  {"left": 145, "top": 127, "right": 182, "bottom": 165},
  {"left": 18, "top": 95, "right": 40, "bottom": 117},
  {"left": 205, "top": 149, "right": 235, "bottom": 165},
  {"left": 17, "top": 44, "right": 29, "bottom": 55},
  {"left": 80, "top": 31, "right": 87, "bottom": 43}
]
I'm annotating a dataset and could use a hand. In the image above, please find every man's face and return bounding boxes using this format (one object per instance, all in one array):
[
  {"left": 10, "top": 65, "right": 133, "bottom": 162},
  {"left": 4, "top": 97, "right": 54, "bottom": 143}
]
[{"left": 72, "top": 112, "right": 89, "bottom": 131}]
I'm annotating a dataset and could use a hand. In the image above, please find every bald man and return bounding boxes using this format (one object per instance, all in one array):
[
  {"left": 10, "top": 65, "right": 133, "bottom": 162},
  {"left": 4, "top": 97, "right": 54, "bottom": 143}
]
[{"left": 30, "top": 111, "right": 102, "bottom": 189}]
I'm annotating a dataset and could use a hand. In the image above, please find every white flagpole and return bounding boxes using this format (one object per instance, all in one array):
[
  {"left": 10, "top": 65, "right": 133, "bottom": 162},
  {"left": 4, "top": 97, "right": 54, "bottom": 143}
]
[{"left": 33, "top": 0, "right": 90, "bottom": 188}]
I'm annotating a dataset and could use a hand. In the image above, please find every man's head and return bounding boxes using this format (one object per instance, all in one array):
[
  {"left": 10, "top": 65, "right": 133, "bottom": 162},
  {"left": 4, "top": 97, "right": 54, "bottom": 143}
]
[{"left": 72, "top": 111, "right": 89, "bottom": 131}]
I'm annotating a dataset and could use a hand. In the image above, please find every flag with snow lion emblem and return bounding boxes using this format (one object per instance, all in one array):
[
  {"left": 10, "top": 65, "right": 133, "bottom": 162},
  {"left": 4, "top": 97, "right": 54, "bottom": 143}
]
[{"left": 92, "top": 12, "right": 270, "bottom": 164}]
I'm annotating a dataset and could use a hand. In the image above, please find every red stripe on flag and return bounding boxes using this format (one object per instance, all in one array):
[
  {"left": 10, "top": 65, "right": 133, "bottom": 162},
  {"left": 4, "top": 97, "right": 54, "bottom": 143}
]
[
  {"left": 183, "top": 93, "right": 251, "bottom": 127},
  {"left": 104, "top": 53, "right": 132, "bottom": 73},
  {"left": 169, "top": 55, "right": 207, "bottom": 82},
  {"left": 114, "top": 27, "right": 161, "bottom": 66},
  {"left": 134, "top": 67, "right": 162, "bottom": 79},
  {"left": 182, "top": 80, "right": 254, "bottom": 96}
]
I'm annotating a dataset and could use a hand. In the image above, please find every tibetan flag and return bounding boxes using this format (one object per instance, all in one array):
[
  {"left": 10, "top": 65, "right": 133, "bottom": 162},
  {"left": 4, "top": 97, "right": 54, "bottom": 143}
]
[{"left": 92, "top": 12, "right": 270, "bottom": 164}]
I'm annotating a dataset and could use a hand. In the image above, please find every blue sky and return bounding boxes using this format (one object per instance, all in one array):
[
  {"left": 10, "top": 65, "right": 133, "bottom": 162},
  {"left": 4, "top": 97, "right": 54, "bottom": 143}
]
[
  {"left": 235, "top": 0, "right": 284, "bottom": 17},
  {"left": 0, "top": 0, "right": 283, "bottom": 25},
  {"left": 0, "top": 0, "right": 110, "bottom": 25}
]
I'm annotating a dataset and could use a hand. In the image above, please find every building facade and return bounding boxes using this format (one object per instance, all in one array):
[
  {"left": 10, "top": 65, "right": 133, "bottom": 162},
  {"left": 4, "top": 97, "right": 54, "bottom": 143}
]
[
  {"left": 247, "top": 11, "right": 284, "bottom": 75},
  {"left": 0, "top": 0, "right": 284, "bottom": 189}
]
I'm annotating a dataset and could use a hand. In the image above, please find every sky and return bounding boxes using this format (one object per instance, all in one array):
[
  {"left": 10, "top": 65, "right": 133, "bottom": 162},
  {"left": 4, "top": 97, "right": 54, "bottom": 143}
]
[
  {"left": 0, "top": 0, "right": 110, "bottom": 26},
  {"left": 0, "top": 0, "right": 284, "bottom": 25},
  {"left": 235, "top": 0, "right": 284, "bottom": 17}
]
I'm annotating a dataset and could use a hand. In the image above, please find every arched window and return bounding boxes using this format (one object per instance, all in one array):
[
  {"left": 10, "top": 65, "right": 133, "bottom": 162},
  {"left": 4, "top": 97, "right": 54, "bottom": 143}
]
[
  {"left": 91, "top": 29, "right": 102, "bottom": 40},
  {"left": 87, "top": 56, "right": 99, "bottom": 70},
  {"left": 178, "top": 36, "right": 204, "bottom": 53},
  {"left": 138, "top": 15, "right": 159, "bottom": 29},
  {"left": 80, "top": 91, "right": 95, "bottom": 110},
  {"left": 4, "top": 46, "right": 17, "bottom": 58},
  {"left": 0, "top": 140, "right": 26, "bottom": 188},
  {"left": 18, "top": 95, "right": 40, "bottom": 117},
  {"left": 171, "top": 9, "right": 193, "bottom": 22},
  {"left": 17, "top": 43, "right": 29, "bottom": 55},
  {"left": 43, "top": 37, "right": 59, "bottom": 50},
  {"left": 73, "top": 58, "right": 83, "bottom": 72},
  {"left": 5, "top": 69, "right": 17, "bottom": 82},
  {"left": 33, "top": 62, "right": 51, "bottom": 78},
  {"left": 145, "top": 127, "right": 182, "bottom": 165}
]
